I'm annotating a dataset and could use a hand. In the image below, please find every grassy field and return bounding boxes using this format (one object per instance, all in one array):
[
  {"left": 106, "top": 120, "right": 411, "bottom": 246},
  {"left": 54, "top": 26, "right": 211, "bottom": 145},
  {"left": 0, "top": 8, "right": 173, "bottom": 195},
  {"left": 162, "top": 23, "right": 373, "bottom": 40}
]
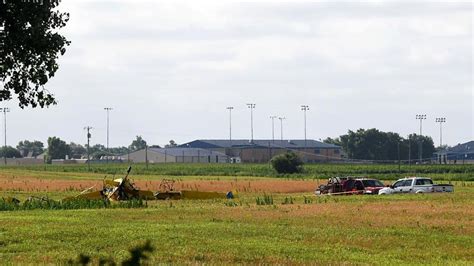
[
  {"left": 0, "top": 164, "right": 473, "bottom": 264},
  {"left": 1, "top": 191, "right": 473, "bottom": 264}
]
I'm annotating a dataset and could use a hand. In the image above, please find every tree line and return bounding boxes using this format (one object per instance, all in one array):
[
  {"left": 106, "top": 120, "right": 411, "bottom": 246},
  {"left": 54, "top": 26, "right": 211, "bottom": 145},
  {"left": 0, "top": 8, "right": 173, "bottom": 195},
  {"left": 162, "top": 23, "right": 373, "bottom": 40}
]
[
  {"left": 324, "top": 128, "right": 436, "bottom": 161},
  {"left": 0, "top": 136, "right": 178, "bottom": 162}
]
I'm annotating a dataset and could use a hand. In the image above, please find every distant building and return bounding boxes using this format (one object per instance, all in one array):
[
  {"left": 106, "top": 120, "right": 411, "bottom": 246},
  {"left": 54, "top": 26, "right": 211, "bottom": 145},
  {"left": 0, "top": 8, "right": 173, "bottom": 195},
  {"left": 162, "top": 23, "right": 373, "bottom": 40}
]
[
  {"left": 434, "top": 141, "right": 474, "bottom": 164},
  {"left": 0, "top": 158, "right": 44, "bottom": 166},
  {"left": 178, "top": 139, "right": 343, "bottom": 163},
  {"left": 124, "top": 147, "right": 229, "bottom": 163}
]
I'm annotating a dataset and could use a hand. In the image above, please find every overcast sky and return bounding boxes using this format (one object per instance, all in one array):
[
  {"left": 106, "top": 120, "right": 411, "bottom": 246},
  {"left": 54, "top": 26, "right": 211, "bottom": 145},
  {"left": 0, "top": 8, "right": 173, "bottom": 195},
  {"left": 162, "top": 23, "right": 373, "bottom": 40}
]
[{"left": 4, "top": 0, "right": 473, "bottom": 148}]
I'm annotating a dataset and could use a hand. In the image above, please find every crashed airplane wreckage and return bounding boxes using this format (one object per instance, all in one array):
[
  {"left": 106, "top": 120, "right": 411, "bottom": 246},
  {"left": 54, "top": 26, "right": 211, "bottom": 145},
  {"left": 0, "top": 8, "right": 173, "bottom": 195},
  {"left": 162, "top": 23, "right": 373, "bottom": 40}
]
[{"left": 64, "top": 166, "right": 233, "bottom": 201}]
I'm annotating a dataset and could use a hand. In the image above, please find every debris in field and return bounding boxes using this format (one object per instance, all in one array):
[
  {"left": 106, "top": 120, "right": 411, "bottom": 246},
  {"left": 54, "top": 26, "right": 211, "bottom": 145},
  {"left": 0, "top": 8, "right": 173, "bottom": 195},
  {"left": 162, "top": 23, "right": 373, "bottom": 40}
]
[
  {"left": 2, "top": 197, "right": 20, "bottom": 205},
  {"left": 63, "top": 166, "right": 229, "bottom": 201}
]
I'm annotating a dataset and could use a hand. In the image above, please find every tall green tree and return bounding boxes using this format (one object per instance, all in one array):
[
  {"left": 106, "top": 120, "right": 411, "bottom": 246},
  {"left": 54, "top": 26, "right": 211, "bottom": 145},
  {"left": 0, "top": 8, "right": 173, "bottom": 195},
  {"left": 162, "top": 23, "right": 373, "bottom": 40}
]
[
  {"left": 324, "top": 128, "right": 435, "bottom": 161},
  {"left": 0, "top": 146, "right": 21, "bottom": 158},
  {"left": 405, "top": 134, "right": 436, "bottom": 162},
  {"left": 89, "top": 144, "right": 107, "bottom": 160},
  {"left": 16, "top": 140, "right": 44, "bottom": 157},
  {"left": 129, "top": 136, "right": 147, "bottom": 151},
  {"left": 0, "top": 0, "right": 70, "bottom": 108},
  {"left": 47, "top": 136, "right": 70, "bottom": 161},
  {"left": 69, "top": 142, "right": 86, "bottom": 159}
]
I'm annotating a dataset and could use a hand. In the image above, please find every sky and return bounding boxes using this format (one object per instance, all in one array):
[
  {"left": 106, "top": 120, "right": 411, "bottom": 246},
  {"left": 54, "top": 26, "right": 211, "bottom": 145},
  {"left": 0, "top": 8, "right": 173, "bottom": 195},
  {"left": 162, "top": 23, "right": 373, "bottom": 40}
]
[{"left": 3, "top": 0, "right": 473, "bottom": 148}]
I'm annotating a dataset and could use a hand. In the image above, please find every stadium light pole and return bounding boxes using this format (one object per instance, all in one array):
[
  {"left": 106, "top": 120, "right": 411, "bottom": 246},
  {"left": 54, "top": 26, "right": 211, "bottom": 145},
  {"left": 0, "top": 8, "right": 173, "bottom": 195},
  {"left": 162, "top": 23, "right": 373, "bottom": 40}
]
[
  {"left": 435, "top": 117, "right": 446, "bottom": 148},
  {"left": 415, "top": 114, "right": 426, "bottom": 163},
  {"left": 226, "top": 107, "right": 233, "bottom": 144},
  {"left": 104, "top": 107, "right": 113, "bottom": 162},
  {"left": 301, "top": 105, "right": 309, "bottom": 148},
  {"left": 278, "top": 117, "right": 286, "bottom": 142},
  {"left": 270, "top": 116, "right": 277, "bottom": 143},
  {"left": 246, "top": 103, "right": 256, "bottom": 143},
  {"left": 0, "top": 108, "right": 9, "bottom": 165}
]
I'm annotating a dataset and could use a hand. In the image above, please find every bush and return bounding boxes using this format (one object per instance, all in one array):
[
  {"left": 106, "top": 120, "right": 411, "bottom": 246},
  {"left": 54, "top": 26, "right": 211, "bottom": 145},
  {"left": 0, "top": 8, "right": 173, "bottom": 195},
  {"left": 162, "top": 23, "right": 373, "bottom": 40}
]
[{"left": 270, "top": 151, "right": 304, "bottom": 174}]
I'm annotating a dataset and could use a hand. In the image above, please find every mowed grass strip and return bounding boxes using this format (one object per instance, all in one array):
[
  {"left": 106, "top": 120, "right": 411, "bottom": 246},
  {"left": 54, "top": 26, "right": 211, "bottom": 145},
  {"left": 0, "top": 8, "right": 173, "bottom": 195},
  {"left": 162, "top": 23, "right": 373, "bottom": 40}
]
[{"left": 0, "top": 191, "right": 473, "bottom": 265}]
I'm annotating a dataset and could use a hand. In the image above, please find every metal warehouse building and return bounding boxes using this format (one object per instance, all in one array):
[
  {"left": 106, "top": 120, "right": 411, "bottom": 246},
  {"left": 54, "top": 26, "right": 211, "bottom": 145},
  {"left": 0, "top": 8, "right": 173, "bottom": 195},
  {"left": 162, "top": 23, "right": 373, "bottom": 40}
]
[
  {"left": 179, "top": 139, "right": 343, "bottom": 163},
  {"left": 433, "top": 141, "right": 474, "bottom": 164},
  {"left": 123, "top": 147, "right": 229, "bottom": 163}
]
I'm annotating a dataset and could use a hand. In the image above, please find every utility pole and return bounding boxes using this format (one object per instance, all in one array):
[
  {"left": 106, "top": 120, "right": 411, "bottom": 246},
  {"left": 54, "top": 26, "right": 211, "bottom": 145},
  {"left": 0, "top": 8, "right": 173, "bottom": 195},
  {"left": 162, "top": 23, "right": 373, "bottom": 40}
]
[
  {"left": 0, "top": 108, "right": 9, "bottom": 165},
  {"left": 278, "top": 117, "right": 286, "bottom": 142},
  {"left": 226, "top": 107, "right": 233, "bottom": 144},
  {"left": 435, "top": 117, "right": 446, "bottom": 148},
  {"left": 301, "top": 105, "right": 309, "bottom": 161},
  {"left": 270, "top": 116, "right": 277, "bottom": 143},
  {"left": 104, "top": 107, "right": 112, "bottom": 163},
  {"left": 84, "top": 126, "right": 92, "bottom": 171},
  {"left": 246, "top": 103, "right": 256, "bottom": 143},
  {"left": 415, "top": 114, "right": 426, "bottom": 163}
]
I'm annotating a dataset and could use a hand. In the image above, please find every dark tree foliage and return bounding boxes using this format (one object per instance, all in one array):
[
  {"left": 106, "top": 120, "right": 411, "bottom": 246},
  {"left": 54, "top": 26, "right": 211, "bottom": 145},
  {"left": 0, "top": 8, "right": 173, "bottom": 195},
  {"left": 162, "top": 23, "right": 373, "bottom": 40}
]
[
  {"left": 87, "top": 144, "right": 128, "bottom": 159},
  {"left": 324, "top": 128, "right": 436, "bottom": 161},
  {"left": 405, "top": 133, "right": 436, "bottom": 161},
  {"left": 0, "top": 0, "right": 70, "bottom": 108},
  {"left": 0, "top": 146, "right": 22, "bottom": 158},
  {"left": 129, "top": 136, "right": 147, "bottom": 151},
  {"left": 47, "top": 136, "right": 70, "bottom": 161},
  {"left": 69, "top": 142, "right": 86, "bottom": 159},
  {"left": 16, "top": 139, "right": 44, "bottom": 157},
  {"left": 271, "top": 151, "right": 304, "bottom": 174}
]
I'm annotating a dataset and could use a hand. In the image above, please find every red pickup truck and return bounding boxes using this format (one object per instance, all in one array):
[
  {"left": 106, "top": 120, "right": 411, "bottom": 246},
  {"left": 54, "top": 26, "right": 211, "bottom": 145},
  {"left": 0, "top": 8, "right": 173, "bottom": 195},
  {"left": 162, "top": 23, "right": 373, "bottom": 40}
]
[{"left": 316, "top": 177, "right": 385, "bottom": 195}]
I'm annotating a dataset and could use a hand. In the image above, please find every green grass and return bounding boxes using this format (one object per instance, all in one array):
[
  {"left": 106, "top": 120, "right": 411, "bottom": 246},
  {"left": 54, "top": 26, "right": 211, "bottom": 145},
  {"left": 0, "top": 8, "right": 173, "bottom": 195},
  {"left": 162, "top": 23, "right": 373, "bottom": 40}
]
[
  {"left": 0, "top": 198, "right": 146, "bottom": 211},
  {"left": 0, "top": 164, "right": 473, "bottom": 264},
  {"left": 0, "top": 189, "right": 473, "bottom": 264},
  {"left": 2, "top": 162, "right": 474, "bottom": 181}
]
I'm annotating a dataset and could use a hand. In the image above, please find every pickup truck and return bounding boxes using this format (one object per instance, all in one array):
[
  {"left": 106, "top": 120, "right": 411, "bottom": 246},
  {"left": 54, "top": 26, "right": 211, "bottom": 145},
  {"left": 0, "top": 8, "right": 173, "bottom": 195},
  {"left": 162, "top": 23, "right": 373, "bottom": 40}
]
[{"left": 378, "top": 177, "right": 454, "bottom": 195}]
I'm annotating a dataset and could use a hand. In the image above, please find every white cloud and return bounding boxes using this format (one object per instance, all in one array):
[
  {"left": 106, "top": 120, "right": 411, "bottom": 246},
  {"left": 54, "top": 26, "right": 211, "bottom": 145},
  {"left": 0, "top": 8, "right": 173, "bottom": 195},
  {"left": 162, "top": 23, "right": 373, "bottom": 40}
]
[{"left": 6, "top": 0, "right": 472, "bottom": 148}]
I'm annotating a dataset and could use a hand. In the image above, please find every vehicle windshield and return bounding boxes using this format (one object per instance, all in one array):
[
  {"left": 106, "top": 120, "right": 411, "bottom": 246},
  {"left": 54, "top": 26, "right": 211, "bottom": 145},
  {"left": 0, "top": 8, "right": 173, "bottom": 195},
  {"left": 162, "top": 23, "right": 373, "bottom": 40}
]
[{"left": 362, "top": 180, "right": 384, "bottom": 187}]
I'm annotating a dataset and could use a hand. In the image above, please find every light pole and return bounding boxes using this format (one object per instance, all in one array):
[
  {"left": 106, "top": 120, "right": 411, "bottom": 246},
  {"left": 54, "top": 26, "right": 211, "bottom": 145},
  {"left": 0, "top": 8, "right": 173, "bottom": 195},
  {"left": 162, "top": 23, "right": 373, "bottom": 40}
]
[
  {"left": 226, "top": 107, "right": 233, "bottom": 143},
  {"left": 416, "top": 114, "right": 426, "bottom": 163},
  {"left": 278, "top": 117, "right": 286, "bottom": 142},
  {"left": 270, "top": 116, "right": 277, "bottom": 143},
  {"left": 435, "top": 117, "right": 446, "bottom": 148},
  {"left": 104, "top": 107, "right": 112, "bottom": 162},
  {"left": 0, "top": 108, "right": 9, "bottom": 165},
  {"left": 301, "top": 105, "right": 309, "bottom": 148},
  {"left": 246, "top": 103, "right": 256, "bottom": 142}
]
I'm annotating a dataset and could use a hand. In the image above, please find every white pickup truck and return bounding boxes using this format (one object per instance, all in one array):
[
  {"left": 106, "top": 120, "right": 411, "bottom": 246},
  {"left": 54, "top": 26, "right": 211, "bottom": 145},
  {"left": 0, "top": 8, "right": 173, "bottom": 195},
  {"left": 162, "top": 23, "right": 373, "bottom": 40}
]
[{"left": 378, "top": 177, "right": 454, "bottom": 195}]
